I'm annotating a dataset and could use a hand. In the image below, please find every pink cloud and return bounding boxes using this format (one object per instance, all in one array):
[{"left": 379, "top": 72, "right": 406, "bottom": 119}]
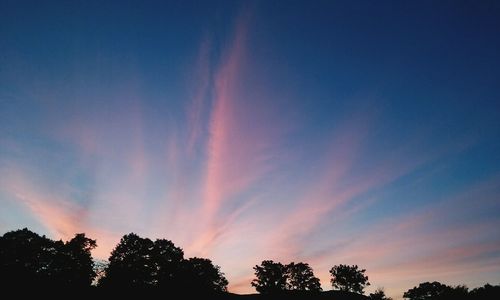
[
  {"left": 298, "top": 179, "right": 500, "bottom": 299},
  {"left": 1, "top": 166, "right": 86, "bottom": 240},
  {"left": 229, "top": 275, "right": 256, "bottom": 293},
  {"left": 260, "top": 113, "right": 427, "bottom": 260},
  {"left": 203, "top": 17, "right": 250, "bottom": 218},
  {"left": 0, "top": 163, "right": 129, "bottom": 260},
  {"left": 221, "top": 121, "right": 497, "bottom": 295},
  {"left": 186, "top": 36, "right": 211, "bottom": 155},
  {"left": 154, "top": 36, "right": 214, "bottom": 246},
  {"left": 188, "top": 12, "right": 285, "bottom": 255}
]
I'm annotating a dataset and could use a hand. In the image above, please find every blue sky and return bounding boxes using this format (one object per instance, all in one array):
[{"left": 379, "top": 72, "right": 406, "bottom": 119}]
[{"left": 1, "top": 1, "right": 500, "bottom": 298}]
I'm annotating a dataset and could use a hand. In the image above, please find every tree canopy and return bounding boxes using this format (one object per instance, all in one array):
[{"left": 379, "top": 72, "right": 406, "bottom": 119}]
[
  {"left": 404, "top": 281, "right": 452, "bottom": 300},
  {"left": 99, "top": 233, "right": 159, "bottom": 287},
  {"left": 252, "top": 260, "right": 288, "bottom": 294},
  {"left": 286, "top": 262, "right": 322, "bottom": 292},
  {"left": 182, "top": 257, "right": 229, "bottom": 292},
  {"left": 469, "top": 283, "right": 500, "bottom": 300},
  {"left": 329, "top": 264, "right": 370, "bottom": 294},
  {"left": 251, "top": 260, "right": 322, "bottom": 294},
  {"left": 0, "top": 228, "right": 96, "bottom": 288},
  {"left": 2, "top": 227, "right": 500, "bottom": 300},
  {"left": 98, "top": 232, "right": 227, "bottom": 293},
  {"left": 403, "top": 282, "right": 482, "bottom": 300}
]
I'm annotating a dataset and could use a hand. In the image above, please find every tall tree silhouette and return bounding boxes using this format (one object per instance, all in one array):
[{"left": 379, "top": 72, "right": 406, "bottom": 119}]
[
  {"left": 152, "top": 238, "right": 184, "bottom": 288},
  {"left": 100, "top": 233, "right": 157, "bottom": 287},
  {"left": 0, "top": 228, "right": 54, "bottom": 286},
  {"left": 286, "top": 262, "right": 322, "bottom": 292},
  {"left": 182, "top": 257, "right": 228, "bottom": 292},
  {"left": 63, "top": 233, "right": 98, "bottom": 287},
  {"left": 252, "top": 260, "right": 288, "bottom": 294},
  {"left": 100, "top": 233, "right": 184, "bottom": 288},
  {"left": 329, "top": 264, "right": 370, "bottom": 294},
  {"left": 0, "top": 228, "right": 96, "bottom": 288},
  {"left": 252, "top": 260, "right": 323, "bottom": 294},
  {"left": 99, "top": 232, "right": 228, "bottom": 293}
]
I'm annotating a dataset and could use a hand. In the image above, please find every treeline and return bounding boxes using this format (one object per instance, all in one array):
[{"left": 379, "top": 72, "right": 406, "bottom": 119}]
[
  {"left": 0, "top": 228, "right": 499, "bottom": 300},
  {"left": 0, "top": 229, "right": 226, "bottom": 294}
]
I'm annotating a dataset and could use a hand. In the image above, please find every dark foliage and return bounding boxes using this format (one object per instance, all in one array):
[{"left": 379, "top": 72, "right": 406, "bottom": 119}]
[
  {"left": 469, "top": 283, "right": 500, "bottom": 300},
  {"left": 404, "top": 281, "right": 500, "bottom": 300},
  {"left": 98, "top": 233, "right": 158, "bottom": 287},
  {"left": 369, "top": 288, "right": 392, "bottom": 300},
  {"left": 403, "top": 281, "right": 454, "bottom": 300},
  {"left": 252, "top": 260, "right": 288, "bottom": 294},
  {"left": 220, "top": 290, "right": 370, "bottom": 300},
  {"left": 286, "top": 262, "right": 322, "bottom": 292},
  {"left": 251, "top": 260, "right": 322, "bottom": 294},
  {"left": 182, "top": 257, "right": 229, "bottom": 292},
  {"left": 0, "top": 228, "right": 96, "bottom": 288},
  {"left": 330, "top": 264, "right": 370, "bottom": 294},
  {"left": 98, "top": 232, "right": 228, "bottom": 293},
  {"left": 2, "top": 227, "right": 499, "bottom": 300}
]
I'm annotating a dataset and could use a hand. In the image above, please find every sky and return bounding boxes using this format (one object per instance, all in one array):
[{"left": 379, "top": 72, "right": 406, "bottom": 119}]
[{"left": 1, "top": 0, "right": 500, "bottom": 298}]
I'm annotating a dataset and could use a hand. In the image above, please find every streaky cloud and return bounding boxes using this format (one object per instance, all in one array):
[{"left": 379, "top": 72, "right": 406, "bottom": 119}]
[
  {"left": 186, "top": 35, "right": 212, "bottom": 155},
  {"left": 189, "top": 10, "right": 287, "bottom": 255},
  {"left": 0, "top": 164, "right": 86, "bottom": 240}
]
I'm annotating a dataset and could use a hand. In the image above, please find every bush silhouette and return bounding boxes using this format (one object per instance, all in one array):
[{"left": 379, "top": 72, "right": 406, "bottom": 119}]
[{"left": 370, "top": 288, "right": 392, "bottom": 300}]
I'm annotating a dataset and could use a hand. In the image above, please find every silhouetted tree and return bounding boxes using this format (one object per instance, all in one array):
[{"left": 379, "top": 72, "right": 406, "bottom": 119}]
[
  {"left": 252, "top": 260, "right": 288, "bottom": 294},
  {"left": 251, "top": 260, "right": 323, "bottom": 294},
  {"left": 442, "top": 285, "right": 469, "bottom": 300},
  {"left": 0, "top": 228, "right": 96, "bottom": 288},
  {"left": 370, "top": 288, "right": 392, "bottom": 300},
  {"left": 152, "top": 238, "right": 184, "bottom": 288},
  {"left": 329, "top": 264, "right": 370, "bottom": 294},
  {"left": 286, "top": 262, "right": 322, "bottom": 292},
  {"left": 182, "top": 257, "right": 228, "bottom": 292},
  {"left": 93, "top": 259, "right": 108, "bottom": 285},
  {"left": 100, "top": 233, "right": 186, "bottom": 288},
  {"left": 99, "top": 233, "right": 157, "bottom": 287},
  {"left": 0, "top": 228, "right": 53, "bottom": 286},
  {"left": 100, "top": 232, "right": 229, "bottom": 293},
  {"left": 403, "top": 282, "right": 453, "bottom": 300},
  {"left": 62, "top": 233, "right": 98, "bottom": 287},
  {"left": 469, "top": 283, "right": 500, "bottom": 300}
]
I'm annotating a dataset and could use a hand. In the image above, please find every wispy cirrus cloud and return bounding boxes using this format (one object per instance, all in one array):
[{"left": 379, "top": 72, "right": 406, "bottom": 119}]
[
  {"left": 186, "top": 35, "right": 211, "bottom": 155},
  {"left": 4, "top": 180, "right": 85, "bottom": 240},
  {"left": 0, "top": 161, "right": 126, "bottom": 260},
  {"left": 298, "top": 174, "right": 500, "bottom": 299},
  {"left": 223, "top": 109, "right": 500, "bottom": 295},
  {"left": 187, "top": 11, "right": 289, "bottom": 255},
  {"left": 1, "top": 4, "right": 499, "bottom": 298},
  {"left": 202, "top": 14, "right": 252, "bottom": 220}
]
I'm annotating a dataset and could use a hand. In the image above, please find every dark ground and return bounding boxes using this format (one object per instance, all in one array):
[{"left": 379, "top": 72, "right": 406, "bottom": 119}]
[{"left": 216, "top": 290, "right": 368, "bottom": 300}]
